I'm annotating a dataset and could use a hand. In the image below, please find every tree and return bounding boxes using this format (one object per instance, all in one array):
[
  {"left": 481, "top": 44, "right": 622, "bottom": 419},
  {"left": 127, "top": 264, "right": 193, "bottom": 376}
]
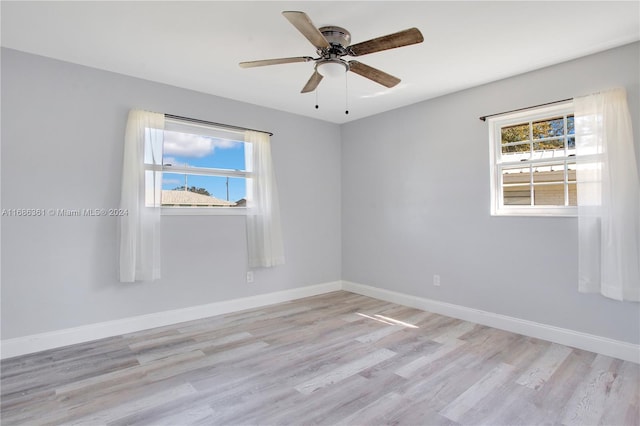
[
  {"left": 501, "top": 116, "right": 571, "bottom": 153},
  {"left": 172, "top": 185, "right": 211, "bottom": 196}
]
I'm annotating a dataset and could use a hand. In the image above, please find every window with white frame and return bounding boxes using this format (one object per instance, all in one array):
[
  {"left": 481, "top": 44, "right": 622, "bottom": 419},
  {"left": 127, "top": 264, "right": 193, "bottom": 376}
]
[
  {"left": 489, "top": 102, "right": 576, "bottom": 216},
  {"left": 150, "top": 118, "right": 252, "bottom": 215}
]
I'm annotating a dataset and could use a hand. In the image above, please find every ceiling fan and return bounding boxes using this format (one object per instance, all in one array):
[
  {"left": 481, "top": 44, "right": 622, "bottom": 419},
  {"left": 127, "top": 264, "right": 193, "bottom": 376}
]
[{"left": 239, "top": 11, "right": 424, "bottom": 94}]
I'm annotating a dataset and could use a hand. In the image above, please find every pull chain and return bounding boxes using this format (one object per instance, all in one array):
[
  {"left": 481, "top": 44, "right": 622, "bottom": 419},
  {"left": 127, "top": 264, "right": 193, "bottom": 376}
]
[
  {"left": 312, "top": 75, "right": 350, "bottom": 114},
  {"left": 345, "top": 72, "right": 349, "bottom": 115}
]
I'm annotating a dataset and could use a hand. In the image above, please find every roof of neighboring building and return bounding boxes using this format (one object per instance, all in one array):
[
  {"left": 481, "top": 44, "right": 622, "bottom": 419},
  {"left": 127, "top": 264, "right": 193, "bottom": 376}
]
[{"left": 161, "top": 190, "right": 237, "bottom": 206}]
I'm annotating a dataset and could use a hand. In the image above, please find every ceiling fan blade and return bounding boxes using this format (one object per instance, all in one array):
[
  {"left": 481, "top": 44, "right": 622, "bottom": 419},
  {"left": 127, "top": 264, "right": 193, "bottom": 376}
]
[
  {"left": 239, "top": 56, "right": 313, "bottom": 68},
  {"left": 348, "top": 61, "right": 400, "bottom": 88},
  {"left": 301, "top": 70, "right": 324, "bottom": 93},
  {"left": 349, "top": 28, "right": 424, "bottom": 56},
  {"left": 282, "top": 11, "right": 330, "bottom": 49}
]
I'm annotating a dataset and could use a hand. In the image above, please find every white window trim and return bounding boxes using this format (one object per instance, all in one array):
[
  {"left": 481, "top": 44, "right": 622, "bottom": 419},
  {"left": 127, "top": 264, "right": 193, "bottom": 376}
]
[{"left": 488, "top": 101, "right": 577, "bottom": 217}]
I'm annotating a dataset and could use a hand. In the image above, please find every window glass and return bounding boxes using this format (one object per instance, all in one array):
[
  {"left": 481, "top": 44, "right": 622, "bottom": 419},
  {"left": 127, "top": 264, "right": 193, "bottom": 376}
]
[
  {"left": 163, "top": 130, "right": 246, "bottom": 171},
  {"left": 161, "top": 173, "right": 246, "bottom": 206}
]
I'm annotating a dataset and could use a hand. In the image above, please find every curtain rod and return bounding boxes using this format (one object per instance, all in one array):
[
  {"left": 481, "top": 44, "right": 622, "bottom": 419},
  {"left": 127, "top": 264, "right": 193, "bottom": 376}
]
[
  {"left": 165, "top": 113, "right": 274, "bottom": 136},
  {"left": 479, "top": 98, "right": 573, "bottom": 122}
]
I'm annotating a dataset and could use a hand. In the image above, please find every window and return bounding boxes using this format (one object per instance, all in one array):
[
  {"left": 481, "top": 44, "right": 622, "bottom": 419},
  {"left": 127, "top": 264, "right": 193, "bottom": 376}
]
[
  {"left": 124, "top": 110, "right": 283, "bottom": 279},
  {"left": 489, "top": 102, "right": 576, "bottom": 216},
  {"left": 148, "top": 118, "right": 252, "bottom": 215}
]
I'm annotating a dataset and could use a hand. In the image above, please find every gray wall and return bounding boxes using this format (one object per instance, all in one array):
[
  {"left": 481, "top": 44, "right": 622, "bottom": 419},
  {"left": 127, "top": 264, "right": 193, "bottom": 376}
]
[
  {"left": 3, "top": 43, "right": 640, "bottom": 346},
  {"left": 1, "top": 48, "right": 342, "bottom": 339},
  {"left": 341, "top": 42, "right": 640, "bottom": 344}
]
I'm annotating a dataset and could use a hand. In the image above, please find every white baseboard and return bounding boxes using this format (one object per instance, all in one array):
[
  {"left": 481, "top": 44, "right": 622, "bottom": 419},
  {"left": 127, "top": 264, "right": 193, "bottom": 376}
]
[
  {"left": 342, "top": 281, "right": 640, "bottom": 364},
  {"left": 0, "top": 281, "right": 342, "bottom": 360},
  {"left": 3, "top": 280, "right": 638, "bottom": 364}
]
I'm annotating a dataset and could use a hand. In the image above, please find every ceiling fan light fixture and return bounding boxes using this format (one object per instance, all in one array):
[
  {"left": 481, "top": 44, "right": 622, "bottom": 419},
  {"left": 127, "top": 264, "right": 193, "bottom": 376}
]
[{"left": 316, "top": 59, "right": 348, "bottom": 78}]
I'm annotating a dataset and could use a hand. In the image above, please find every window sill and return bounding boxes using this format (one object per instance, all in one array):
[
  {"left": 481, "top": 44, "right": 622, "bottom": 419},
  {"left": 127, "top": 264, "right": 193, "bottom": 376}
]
[
  {"left": 161, "top": 207, "right": 246, "bottom": 216},
  {"left": 492, "top": 206, "right": 577, "bottom": 217}
]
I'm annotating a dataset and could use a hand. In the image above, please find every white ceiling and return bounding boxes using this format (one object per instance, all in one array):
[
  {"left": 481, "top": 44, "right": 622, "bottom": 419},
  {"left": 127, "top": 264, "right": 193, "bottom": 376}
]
[{"left": 2, "top": 1, "right": 639, "bottom": 124}]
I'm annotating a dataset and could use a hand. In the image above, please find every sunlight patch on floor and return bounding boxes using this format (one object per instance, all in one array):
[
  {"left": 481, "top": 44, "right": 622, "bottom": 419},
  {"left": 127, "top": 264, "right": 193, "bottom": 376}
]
[{"left": 356, "top": 312, "right": 419, "bottom": 328}]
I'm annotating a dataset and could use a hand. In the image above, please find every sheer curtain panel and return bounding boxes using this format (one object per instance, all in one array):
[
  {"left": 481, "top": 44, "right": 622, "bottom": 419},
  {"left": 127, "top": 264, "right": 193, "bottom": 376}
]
[
  {"left": 245, "top": 130, "right": 285, "bottom": 268},
  {"left": 575, "top": 88, "right": 640, "bottom": 301},
  {"left": 119, "top": 110, "right": 165, "bottom": 282}
]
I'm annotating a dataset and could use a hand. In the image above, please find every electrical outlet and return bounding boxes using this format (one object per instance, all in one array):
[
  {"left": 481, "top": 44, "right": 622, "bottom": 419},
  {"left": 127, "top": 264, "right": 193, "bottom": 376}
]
[
  {"left": 246, "top": 271, "right": 254, "bottom": 283},
  {"left": 433, "top": 274, "right": 441, "bottom": 286}
]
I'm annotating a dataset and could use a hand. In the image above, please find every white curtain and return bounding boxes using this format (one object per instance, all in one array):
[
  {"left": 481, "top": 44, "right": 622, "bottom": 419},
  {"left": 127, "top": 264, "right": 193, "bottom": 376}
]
[
  {"left": 245, "top": 130, "right": 285, "bottom": 268},
  {"left": 119, "top": 110, "right": 165, "bottom": 282},
  {"left": 575, "top": 88, "right": 640, "bottom": 301}
]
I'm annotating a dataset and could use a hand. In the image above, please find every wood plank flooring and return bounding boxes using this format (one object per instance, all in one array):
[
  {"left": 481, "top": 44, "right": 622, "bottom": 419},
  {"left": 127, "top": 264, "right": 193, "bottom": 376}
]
[{"left": 1, "top": 291, "right": 638, "bottom": 425}]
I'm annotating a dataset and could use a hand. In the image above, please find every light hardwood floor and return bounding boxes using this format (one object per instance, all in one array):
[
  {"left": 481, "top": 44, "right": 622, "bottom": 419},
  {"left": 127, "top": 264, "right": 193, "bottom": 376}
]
[{"left": 1, "top": 291, "right": 638, "bottom": 425}]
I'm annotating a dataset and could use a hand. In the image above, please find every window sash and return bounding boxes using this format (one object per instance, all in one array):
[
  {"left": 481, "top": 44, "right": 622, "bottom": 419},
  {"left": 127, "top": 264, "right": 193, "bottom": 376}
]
[{"left": 162, "top": 164, "right": 249, "bottom": 179}]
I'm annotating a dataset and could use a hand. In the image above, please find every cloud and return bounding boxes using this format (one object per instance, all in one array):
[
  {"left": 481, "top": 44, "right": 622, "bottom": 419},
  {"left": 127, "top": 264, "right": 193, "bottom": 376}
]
[
  {"left": 163, "top": 131, "right": 239, "bottom": 158},
  {"left": 211, "top": 139, "right": 239, "bottom": 149},
  {"left": 163, "top": 131, "right": 213, "bottom": 158}
]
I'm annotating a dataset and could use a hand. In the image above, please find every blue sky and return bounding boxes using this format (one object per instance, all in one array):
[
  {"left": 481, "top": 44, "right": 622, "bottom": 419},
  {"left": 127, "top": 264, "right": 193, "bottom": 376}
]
[{"left": 162, "top": 130, "right": 247, "bottom": 202}]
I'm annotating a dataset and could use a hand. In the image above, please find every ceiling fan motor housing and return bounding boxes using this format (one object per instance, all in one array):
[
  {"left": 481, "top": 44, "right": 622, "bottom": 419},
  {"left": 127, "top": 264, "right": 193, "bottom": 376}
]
[{"left": 319, "top": 26, "right": 351, "bottom": 47}]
